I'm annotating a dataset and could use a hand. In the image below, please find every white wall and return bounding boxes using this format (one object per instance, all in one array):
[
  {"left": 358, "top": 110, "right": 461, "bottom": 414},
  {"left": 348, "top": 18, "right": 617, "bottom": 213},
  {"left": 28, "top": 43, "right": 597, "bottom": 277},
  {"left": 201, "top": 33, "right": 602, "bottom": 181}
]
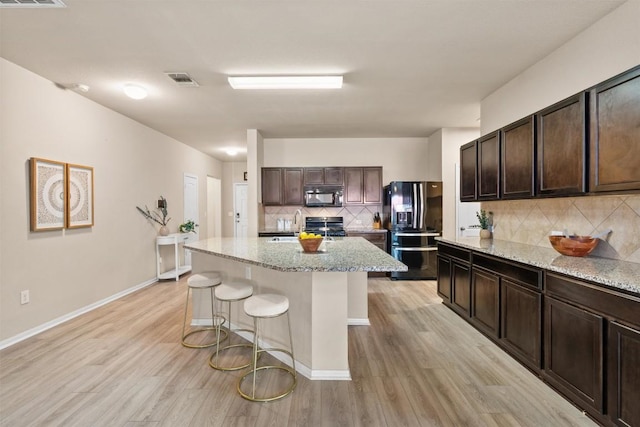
[
  {"left": 263, "top": 137, "right": 431, "bottom": 184},
  {"left": 0, "top": 58, "right": 222, "bottom": 342},
  {"left": 221, "top": 162, "right": 247, "bottom": 237},
  {"left": 481, "top": 0, "right": 640, "bottom": 134}
]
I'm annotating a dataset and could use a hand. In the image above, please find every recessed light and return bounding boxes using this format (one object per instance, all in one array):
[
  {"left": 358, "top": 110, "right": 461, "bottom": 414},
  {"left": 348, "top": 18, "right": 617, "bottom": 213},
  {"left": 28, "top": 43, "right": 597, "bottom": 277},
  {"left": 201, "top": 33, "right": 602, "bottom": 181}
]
[
  {"left": 71, "top": 83, "right": 90, "bottom": 93},
  {"left": 123, "top": 84, "right": 148, "bottom": 100},
  {"left": 228, "top": 75, "right": 343, "bottom": 90},
  {"left": 225, "top": 149, "right": 238, "bottom": 156}
]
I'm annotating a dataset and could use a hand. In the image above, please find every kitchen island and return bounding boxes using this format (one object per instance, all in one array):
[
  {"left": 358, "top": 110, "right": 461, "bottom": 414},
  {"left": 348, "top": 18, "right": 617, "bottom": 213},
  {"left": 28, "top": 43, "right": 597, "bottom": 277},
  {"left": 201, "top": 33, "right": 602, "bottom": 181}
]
[{"left": 184, "top": 236, "right": 407, "bottom": 380}]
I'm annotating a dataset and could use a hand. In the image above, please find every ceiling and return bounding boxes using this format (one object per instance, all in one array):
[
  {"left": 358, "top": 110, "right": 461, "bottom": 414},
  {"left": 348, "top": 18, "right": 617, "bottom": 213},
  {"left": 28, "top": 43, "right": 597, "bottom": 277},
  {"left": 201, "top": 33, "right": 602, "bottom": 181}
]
[{"left": 0, "top": 0, "right": 625, "bottom": 161}]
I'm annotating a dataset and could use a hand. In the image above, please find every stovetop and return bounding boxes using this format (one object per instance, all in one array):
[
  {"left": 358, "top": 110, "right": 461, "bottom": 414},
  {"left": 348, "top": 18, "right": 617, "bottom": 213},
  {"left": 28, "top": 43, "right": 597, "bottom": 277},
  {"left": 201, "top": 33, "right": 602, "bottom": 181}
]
[{"left": 304, "top": 216, "right": 346, "bottom": 236}]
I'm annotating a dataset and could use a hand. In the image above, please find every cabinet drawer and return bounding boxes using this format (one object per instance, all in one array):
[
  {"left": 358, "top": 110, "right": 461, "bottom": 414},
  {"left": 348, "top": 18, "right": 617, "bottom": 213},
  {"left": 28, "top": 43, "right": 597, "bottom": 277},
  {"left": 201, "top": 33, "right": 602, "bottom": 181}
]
[
  {"left": 473, "top": 253, "right": 541, "bottom": 290},
  {"left": 546, "top": 272, "right": 640, "bottom": 328}
]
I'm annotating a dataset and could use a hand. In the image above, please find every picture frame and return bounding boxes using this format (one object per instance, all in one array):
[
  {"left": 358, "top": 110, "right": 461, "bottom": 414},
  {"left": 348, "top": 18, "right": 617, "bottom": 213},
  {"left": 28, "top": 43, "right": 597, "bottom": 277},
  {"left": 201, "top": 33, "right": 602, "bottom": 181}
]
[
  {"left": 65, "top": 163, "right": 94, "bottom": 228},
  {"left": 30, "top": 157, "right": 67, "bottom": 231}
]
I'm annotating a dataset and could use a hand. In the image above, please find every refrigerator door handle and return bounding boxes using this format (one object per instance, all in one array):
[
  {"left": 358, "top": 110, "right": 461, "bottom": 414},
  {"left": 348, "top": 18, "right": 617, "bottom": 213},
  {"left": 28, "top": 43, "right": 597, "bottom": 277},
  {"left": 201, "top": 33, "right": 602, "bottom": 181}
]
[{"left": 393, "top": 247, "right": 438, "bottom": 252}]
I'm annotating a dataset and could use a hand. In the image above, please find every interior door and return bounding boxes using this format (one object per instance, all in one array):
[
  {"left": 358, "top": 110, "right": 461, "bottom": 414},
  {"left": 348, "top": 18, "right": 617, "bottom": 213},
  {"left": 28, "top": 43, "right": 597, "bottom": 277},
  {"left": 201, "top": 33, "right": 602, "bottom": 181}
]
[
  {"left": 234, "top": 183, "right": 248, "bottom": 238},
  {"left": 183, "top": 173, "right": 199, "bottom": 265}
]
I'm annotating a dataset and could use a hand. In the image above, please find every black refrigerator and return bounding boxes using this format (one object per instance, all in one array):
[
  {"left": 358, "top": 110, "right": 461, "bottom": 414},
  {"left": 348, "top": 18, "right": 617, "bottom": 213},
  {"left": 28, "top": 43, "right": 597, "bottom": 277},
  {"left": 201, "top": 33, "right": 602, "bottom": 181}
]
[{"left": 383, "top": 181, "right": 442, "bottom": 280}]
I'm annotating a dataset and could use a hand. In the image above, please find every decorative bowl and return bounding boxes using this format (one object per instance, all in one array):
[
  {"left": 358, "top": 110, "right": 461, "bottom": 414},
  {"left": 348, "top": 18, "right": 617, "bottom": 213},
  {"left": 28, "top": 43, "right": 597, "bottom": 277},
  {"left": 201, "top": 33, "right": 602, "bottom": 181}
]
[
  {"left": 298, "top": 237, "right": 323, "bottom": 253},
  {"left": 549, "top": 235, "right": 599, "bottom": 257}
]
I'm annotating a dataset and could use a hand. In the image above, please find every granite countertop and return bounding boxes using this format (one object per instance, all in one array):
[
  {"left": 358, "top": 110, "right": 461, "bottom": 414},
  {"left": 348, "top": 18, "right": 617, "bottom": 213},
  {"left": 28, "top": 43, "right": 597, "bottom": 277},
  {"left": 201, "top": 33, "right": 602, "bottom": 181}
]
[
  {"left": 438, "top": 237, "right": 640, "bottom": 296},
  {"left": 345, "top": 228, "right": 388, "bottom": 233},
  {"left": 185, "top": 237, "right": 407, "bottom": 273}
]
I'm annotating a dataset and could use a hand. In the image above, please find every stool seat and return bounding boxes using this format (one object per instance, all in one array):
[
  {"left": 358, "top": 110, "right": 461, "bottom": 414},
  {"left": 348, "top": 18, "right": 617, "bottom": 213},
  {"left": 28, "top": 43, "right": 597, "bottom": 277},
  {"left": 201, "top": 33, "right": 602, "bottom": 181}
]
[
  {"left": 188, "top": 272, "right": 222, "bottom": 288},
  {"left": 244, "top": 294, "right": 289, "bottom": 318},
  {"left": 215, "top": 280, "right": 253, "bottom": 301}
]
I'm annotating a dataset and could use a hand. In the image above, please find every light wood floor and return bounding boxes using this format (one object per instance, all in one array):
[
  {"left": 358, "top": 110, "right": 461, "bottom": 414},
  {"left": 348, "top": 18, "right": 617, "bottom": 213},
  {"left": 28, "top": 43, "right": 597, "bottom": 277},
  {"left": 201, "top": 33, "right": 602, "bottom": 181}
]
[{"left": 0, "top": 276, "right": 596, "bottom": 427}]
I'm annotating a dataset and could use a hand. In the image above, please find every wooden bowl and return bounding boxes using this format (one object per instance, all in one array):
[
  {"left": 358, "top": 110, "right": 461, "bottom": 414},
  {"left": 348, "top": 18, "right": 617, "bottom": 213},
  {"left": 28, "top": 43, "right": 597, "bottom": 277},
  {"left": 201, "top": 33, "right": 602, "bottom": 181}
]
[
  {"left": 298, "top": 237, "right": 323, "bottom": 253},
  {"left": 549, "top": 235, "right": 599, "bottom": 257}
]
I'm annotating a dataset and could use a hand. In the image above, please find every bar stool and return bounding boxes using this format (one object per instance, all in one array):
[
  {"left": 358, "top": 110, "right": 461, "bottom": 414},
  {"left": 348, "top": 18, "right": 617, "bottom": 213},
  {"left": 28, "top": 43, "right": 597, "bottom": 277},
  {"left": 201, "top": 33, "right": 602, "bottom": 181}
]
[
  {"left": 181, "top": 272, "right": 228, "bottom": 348},
  {"left": 209, "top": 279, "right": 257, "bottom": 371},
  {"left": 237, "top": 293, "right": 297, "bottom": 402}
]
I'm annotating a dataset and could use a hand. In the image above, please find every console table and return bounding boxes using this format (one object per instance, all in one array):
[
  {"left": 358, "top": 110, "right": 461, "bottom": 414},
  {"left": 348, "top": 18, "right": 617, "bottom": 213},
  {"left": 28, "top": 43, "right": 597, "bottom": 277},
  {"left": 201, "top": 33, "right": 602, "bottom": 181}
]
[{"left": 156, "top": 233, "right": 192, "bottom": 281}]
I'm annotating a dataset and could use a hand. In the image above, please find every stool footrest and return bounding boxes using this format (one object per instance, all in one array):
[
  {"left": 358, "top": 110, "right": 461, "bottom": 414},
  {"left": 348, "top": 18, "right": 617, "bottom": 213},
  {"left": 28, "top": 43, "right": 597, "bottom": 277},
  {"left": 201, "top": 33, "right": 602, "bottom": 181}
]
[
  {"left": 181, "top": 328, "right": 228, "bottom": 349},
  {"left": 237, "top": 365, "right": 297, "bottom": 402}
]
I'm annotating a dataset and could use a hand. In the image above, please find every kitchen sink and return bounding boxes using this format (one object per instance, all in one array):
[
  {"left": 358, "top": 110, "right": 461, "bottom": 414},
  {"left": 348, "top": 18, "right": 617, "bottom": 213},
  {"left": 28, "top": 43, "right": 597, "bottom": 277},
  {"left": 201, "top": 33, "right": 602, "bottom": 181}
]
[{"left": 267, "top": 236, "right": 336, "bottom": 243}]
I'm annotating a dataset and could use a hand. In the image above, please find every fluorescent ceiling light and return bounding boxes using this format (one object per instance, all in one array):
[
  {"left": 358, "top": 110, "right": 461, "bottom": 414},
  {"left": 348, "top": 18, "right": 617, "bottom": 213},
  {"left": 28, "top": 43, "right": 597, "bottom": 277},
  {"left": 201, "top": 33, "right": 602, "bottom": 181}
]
[
  {"left": 228, "top": 75, "right": 343, "bottom": 90},
  {"left": 123, "top": 84, "right": 148, "bottom": 100}
]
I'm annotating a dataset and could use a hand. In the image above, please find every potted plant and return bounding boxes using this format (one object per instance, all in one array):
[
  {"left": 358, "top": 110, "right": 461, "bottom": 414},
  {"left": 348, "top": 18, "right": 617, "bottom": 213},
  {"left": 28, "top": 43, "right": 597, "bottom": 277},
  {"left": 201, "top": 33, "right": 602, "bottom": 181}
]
[
  {"left": 179, "top": 220, "right": 198, "bottom": 233},
  {"left": 136, "top": 196, "right": 171, "bottom": 236},
  {"left": 476, "top": 209, "right": 492, "bottom": 239}
]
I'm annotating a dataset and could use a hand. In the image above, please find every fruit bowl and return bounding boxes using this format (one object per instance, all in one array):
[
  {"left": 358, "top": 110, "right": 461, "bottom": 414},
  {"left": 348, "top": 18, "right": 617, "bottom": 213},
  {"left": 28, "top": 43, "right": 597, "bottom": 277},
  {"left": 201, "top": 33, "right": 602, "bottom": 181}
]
[
  {"left": 549, "top": 235, "right": 599, "bottom": 257},
  {"left": 298, "top": 236, "right": 323, "bottom": 253}
]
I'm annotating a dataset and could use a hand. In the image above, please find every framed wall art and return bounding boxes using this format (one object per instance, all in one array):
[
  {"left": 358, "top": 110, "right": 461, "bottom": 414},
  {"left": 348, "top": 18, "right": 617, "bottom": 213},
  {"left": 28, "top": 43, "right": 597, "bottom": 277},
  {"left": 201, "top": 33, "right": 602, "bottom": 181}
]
[
  {"left": 30, "top": 157, "right": 67, "bottom": 231},
  {"left": 66, "top": 163, "right": 94, "bottom": 228}
]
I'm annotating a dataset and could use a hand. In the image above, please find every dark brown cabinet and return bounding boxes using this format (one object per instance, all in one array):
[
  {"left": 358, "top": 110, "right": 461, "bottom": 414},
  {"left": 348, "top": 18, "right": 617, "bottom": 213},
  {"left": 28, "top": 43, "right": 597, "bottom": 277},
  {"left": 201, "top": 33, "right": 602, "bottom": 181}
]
[
  {"left": 608, "top": 321, "right": 640, "bottom": 427},
  {"left": 436, "top": 255, "right": 451, "bottom": 303},
  {"left": 501, "top": 116, "right": 535, "bottom": 199},
  {"left": 304, "top": 167, "right": 344, "bottom": 186},
  {"left": 460, "top": 141, "right": 477, "bottom": 202},
  {"left": 543, "top": 296, "right": 604, "bottom": 413},
  {"left": 452, "top": 261, "right": 471, "bottom": 317},
  {"left": 471, "top": 267, "right": 500, "bottom": 337},
  {"left": 590, "top": 66, "right": 640, "bottom": 193},
  {"left": 500, "top": 279, "right": 541, "bottom": 369},
  {"left": 262, "top": 168, "right": 283, "bottom": 205},
  {"left": 478, "top": 132, "right": 500, "bottom": 200},
  {"left": 282, "top": 168, "right": 304, "bottom": 205},
  {"left": 344, "top": 167, "right": 383, "bottom": 205},
  {"left": 536, "top": 93, "right": 587, "bottom": 197}
]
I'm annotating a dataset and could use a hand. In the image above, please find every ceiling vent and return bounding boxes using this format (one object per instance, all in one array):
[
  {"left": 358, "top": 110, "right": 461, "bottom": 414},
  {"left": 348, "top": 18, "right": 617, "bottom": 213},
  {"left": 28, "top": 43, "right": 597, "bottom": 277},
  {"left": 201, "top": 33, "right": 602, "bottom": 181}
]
[
  {"left": 0, "top": 0, "right": 66, "bottom": 7},
  {"left": 165, "top": 72, "right": 199, "bottom": 87}
]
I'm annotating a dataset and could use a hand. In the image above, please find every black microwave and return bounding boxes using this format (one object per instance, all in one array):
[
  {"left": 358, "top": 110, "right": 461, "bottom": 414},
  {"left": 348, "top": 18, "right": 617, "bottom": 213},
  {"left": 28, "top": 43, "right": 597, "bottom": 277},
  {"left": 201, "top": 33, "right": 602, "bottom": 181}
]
[{"left": 304, "top": 186, "right": 343, "bottom": 207}]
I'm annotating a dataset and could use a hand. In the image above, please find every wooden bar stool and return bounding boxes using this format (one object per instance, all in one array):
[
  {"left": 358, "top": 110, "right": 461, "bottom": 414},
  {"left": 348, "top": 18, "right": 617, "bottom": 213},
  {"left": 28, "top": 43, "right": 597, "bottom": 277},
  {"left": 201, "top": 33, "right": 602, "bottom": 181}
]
[
  {"left": 209, "top": 279, "right": 257, "bottom": 371},
  {"left": 237, "top": 293, "right": 296, "bottom": 402},
  {"left": 181, "top": 272, "right": 228, "bottom": 348}
]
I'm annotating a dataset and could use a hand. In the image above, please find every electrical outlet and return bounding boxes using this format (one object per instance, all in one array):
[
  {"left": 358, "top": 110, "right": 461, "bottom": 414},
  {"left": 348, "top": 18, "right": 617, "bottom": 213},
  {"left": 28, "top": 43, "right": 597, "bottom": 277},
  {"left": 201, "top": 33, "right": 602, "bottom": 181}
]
[
  {"left": 245, "top": 267, "right": 251, "bottom": 280},
  {"left": 20, "top": 290, "right": 30, "bottom": 305}
]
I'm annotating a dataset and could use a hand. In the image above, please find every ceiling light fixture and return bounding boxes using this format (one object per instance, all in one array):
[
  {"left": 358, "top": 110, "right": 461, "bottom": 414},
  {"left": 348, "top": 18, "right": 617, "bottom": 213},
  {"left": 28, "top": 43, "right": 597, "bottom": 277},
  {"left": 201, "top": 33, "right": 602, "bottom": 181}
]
[
  {"left": 225, "top": 149, "right": 238, "bottom": 156},
  {"left": 71, "top": 83, "right": 90, "bottom": 93},
  {"left": 123, "top": 84, "right": 148, "bottom": 100},
  {"left": 228, "top": 75, "right": 343, "bottom": 90}
]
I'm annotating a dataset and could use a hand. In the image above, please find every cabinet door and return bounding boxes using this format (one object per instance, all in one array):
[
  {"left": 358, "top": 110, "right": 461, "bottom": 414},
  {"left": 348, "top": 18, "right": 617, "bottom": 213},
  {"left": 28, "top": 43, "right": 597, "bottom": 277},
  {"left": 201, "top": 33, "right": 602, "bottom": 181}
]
[
  {"left": 282, "top": 168, "right": 304, "bottom": 205},
  {"left": 500, "top": 279, "right": 541, "bottom": 369},
  {"left": 536, "top": 93, "right": 587, "bottom": 196},
  {"left": 345, "top": 167, "right": 364, "bottom": 204},
  {"left": 363, "top": 167, "right": 382, "bottom": 204},
  {"left": 437, "top": 255, "right": 451, "bottom": 303},
  {"left": 324, "top": 167, "right": 344, "bottom": 185},
  {"left": 502, "top": 116, "right": 535, "bottom": 199},
  {"left": 460, "top": 141, "right": 477, "bottom": 201},
  {"left": 608, "top": 321, "right": 640, "bottom": 427},
  {"left": 478, "top": 132, "right": 500, "bottom": 200},
  {"left": 304, "top": 168, "right": 324, "bottom": 185},
  {"left": 471, "top": 268, "right": 500, "bottom": 337},
  {"left": 544, "top": 297, "right": 604, "bottom": 412},
  {"left": 262, "top": 168, "right": 282, "bottom": 205},
  {"left": 451, "top": 261, "right": 471, "bottom": 317},
  {"left": 590, "top": 66, "right": 640, "bottom": 193}
]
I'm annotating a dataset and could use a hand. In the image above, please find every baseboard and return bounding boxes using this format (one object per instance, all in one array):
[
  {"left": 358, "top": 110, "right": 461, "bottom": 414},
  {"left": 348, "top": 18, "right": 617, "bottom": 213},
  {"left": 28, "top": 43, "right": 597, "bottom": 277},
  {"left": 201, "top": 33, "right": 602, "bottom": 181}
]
[
  {"left": 0, "top": 277, "right": 158, "bottom": 351},
  {"left": 348, "top": 317, "right": 371, "bottom": 326}
]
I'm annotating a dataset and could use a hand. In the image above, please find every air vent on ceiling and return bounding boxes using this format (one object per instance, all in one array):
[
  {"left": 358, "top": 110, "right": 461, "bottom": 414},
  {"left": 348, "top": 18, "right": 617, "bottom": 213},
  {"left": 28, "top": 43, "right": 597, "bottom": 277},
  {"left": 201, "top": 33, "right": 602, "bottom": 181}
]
[
  {"left": 0, "top": 0, "right": 66, "bottom": 7},
  {"left": 165, "top": 72, "right": 199, "bottom": 87}
]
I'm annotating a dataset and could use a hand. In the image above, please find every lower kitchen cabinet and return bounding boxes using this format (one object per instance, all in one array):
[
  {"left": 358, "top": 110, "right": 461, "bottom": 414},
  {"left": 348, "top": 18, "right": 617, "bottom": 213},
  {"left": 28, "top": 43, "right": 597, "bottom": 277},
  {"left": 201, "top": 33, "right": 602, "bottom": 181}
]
[
  {"left": 451, "top": 261, "right": 471, "bottom": 317},
  {"left": 543, "top": 296, "right": 604, "bottom": 413},
  {"left": 436, "top": 255, "right": 451, "bottom": 302},
  {"left": 608, "top": 321, "right": 640, "bottom": 427},
  {"left": 471, "top": 267, "right": 500, "bottom": 337},
  {"left": 500, "top": 279, "right": 541, "bottom": 369}
]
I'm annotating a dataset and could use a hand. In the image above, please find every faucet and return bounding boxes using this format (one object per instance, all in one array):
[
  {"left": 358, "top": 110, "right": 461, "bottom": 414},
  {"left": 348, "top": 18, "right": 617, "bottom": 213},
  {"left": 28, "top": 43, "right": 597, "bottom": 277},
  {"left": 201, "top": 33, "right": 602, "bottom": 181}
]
[{"left": 294, "top": 209, "right": 303, "bottom": 234}]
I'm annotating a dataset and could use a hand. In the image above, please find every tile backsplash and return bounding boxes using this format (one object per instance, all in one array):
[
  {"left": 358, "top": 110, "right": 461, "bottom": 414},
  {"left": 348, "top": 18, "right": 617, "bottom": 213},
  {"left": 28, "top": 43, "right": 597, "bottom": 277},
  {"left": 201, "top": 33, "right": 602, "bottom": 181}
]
[
  {"left": 263, "top": 205, "right": 383, "bottom": 231},
  {"left": 482, "top": 194, "right": 640, "bottom": 264}
]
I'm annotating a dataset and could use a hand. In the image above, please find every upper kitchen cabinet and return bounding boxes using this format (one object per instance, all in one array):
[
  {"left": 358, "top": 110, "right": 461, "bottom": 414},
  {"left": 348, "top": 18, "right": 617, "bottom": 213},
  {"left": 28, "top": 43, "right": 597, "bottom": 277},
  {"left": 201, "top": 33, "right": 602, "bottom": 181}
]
[
  {"left": 501, "top": 116, "right": 535, "bottom": 199},
  {"left": 262, "top": 168, "right": 283, "bottom": 205},
  {"left": 344, "top": 167, "right": 383, "bottom": 205},
  {"left": 589, "top": 66, "right": 640, "bottom": 193},
  {"left": 536, "top": 93, "right": 587, "bottom": 197},
  {"left": 303, "top": 167, "right": 344, "bottom": 186},
  {"left": 261, "top": 167, "right": 303, "bottom": 206},
  {"left": 282, "top": 168, "right": 304, "bottom": 205},
  {"left": 460, "top": 141, "right": 477, "bottom": 202},
  {"left": 478, "top": 131, "right": 501, "bottom": 200}
]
